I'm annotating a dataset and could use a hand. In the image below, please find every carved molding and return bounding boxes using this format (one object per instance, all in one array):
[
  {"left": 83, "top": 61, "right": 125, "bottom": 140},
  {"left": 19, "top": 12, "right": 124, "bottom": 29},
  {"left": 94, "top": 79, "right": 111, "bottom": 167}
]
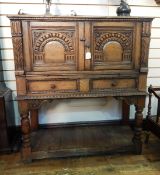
[
  {"left": 17, "top": 89, "right": 146, "bottom": 100},
  {"left": 8, "top": 15, "right": 153, "bottom": 23}
]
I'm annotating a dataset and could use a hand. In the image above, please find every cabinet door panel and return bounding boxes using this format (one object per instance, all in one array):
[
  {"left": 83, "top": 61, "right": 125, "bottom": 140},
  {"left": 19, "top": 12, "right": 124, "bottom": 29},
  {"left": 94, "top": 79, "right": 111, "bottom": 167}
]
[
  {"left": 91, "top": 22, "right": 138, "bottom": 71},
  {"left": 24, "top": 22, "right": 78, "bottom": 72}
]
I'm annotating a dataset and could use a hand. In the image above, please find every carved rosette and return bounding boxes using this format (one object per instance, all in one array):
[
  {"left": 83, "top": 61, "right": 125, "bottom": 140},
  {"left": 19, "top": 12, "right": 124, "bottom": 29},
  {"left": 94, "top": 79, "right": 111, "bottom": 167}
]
[
  {"left": 33, "top": 31, "right": 75, "bottom": 64},
  {"left": 94, "top": 31, "right": 133, "bottom": 62},
  {"left": 11, "top": 21, "right": 24, "bottom": 71},
  {"left": 141, "top": 22, "right": 151, "bottom": 68}
]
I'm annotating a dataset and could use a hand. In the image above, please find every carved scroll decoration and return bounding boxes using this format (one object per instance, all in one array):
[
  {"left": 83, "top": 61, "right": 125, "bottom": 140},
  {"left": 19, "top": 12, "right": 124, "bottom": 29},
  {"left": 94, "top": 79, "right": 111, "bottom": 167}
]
[
  {"left": 33, "top": 31, "right": 75, "bottom": 64},
  {"left": 11, "top": 21, "right": 24, "bottom": 71},
  {"left": 12, "top": 37, "right": 24, "bottom": 70},
  {"left": 141, "top": 22, "right": 151, "bottom": 68},
  {"left": 11, "top": 21, "right": 22, "bottom": 36},
  {"left": 94, "top": 31, "right": 133, "bottom": 62}
]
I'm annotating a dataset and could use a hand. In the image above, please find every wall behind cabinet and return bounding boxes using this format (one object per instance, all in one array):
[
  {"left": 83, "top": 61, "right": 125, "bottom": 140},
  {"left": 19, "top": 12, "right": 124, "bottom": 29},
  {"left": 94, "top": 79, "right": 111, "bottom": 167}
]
[{"left": 0, "top": 0, "right": 160, "bottom": 125}]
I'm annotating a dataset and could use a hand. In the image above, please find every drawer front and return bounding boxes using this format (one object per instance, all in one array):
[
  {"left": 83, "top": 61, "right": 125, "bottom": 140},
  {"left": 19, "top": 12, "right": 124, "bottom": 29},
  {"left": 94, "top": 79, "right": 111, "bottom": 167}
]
[
  {"left": 92, "top": 79, "right": 136, "bottom": 90},
  {"left": 27, "top": 80, "right": 78, "bottom": 93}
]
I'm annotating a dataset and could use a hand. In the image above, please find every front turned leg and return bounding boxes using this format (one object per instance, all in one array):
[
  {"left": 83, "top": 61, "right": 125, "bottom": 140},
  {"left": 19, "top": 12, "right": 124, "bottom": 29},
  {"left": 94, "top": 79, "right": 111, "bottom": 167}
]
[
  {"left": 132, "top": 104, "right": 144, "bottom": 154},
  {"left": 19, "top": 101, "right": 32, "bottom": 163}
]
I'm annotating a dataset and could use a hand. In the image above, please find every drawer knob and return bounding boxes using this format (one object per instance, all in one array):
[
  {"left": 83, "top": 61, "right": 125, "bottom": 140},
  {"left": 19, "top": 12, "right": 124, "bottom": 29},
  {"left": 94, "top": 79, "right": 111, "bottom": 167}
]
[
  {"left": 51, "top": 84, "right": 56, "bottom": 89},
  {"left": 111, "top": 81, "right": 117, "bottom": 87}
]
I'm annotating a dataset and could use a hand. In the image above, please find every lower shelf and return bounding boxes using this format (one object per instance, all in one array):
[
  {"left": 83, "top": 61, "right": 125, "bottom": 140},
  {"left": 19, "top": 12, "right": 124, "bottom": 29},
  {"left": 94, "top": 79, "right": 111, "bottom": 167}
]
[{"left": 31, "top": 125, "right": 134, "bottom": 160}]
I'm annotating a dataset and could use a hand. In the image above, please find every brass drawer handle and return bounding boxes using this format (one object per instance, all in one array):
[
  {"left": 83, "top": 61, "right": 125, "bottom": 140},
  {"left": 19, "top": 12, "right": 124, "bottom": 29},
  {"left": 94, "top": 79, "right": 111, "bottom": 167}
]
[{"left": 51, "top": 84, "right": 56, "bottom": 89}]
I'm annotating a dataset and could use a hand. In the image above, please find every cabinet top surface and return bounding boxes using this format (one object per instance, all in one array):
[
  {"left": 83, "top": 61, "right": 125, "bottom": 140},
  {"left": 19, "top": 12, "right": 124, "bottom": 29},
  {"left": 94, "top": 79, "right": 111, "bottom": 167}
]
[{"left": 8, "top": 15, "right": 153, "bottom": 22}]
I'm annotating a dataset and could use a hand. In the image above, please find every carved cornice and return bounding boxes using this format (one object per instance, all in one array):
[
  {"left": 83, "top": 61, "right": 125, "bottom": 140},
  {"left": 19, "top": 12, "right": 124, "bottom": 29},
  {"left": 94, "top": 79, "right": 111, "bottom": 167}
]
[{"left": 7, "top": 15, "right": 154, "bottom": 22}]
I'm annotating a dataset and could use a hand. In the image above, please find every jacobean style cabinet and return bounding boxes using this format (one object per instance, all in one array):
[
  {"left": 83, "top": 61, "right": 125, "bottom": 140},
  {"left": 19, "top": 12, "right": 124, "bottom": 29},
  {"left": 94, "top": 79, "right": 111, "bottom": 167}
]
[{"left": 8, "top": 15, "right": 153, "bottom": 162}]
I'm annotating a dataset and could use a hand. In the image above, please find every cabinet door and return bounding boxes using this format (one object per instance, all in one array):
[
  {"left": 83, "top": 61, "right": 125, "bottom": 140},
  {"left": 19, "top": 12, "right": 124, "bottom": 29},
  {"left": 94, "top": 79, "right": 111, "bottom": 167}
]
[
  {"left": 91, "top": 22, "right": 141, "bottom": 71},
  {"left": 23, "top": 21, "right": 78, "bottom": 72}
]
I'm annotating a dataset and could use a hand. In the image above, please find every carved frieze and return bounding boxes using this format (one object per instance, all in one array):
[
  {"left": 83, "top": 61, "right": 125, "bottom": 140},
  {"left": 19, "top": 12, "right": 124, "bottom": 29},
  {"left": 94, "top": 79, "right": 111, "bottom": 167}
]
[{"left": 28, "top": 99, "right": 53, "bottom": 109}]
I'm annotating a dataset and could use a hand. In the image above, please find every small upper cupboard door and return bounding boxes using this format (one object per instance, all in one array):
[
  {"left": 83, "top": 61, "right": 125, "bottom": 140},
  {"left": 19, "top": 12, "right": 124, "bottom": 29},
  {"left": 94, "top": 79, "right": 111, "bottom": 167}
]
[
  {"left": 23, "top": 22, "right": 78, "bottom": 72},
  {"left": 91, "top": 22, "right": 141, "bottom": 70}
]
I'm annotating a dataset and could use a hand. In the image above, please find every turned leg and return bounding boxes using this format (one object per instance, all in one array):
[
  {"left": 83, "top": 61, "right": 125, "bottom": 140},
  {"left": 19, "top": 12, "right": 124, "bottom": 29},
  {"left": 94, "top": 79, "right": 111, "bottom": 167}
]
[
  {"left": 145, "top": 86, "right": 152, "bottom": 144},
  {"left": 30, "top": 109, "right": 39, "bottom": 132},
  {"left": 19, "top": 101, "right": 32, "bottom": 163},
  {"left": 132, "top": 98, "right": 145, "bottom": 154}
]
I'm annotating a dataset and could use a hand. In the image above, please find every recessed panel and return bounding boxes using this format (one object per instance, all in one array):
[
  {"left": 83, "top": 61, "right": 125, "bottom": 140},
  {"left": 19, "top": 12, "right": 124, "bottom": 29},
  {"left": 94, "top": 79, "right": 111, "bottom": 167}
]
[
  {"left": 103, "top": 41, "right": 123, "bottom": 62},
  {"left": 93, "top": 24, "right": 134, "bottom": 70},
  {"left": 30, "top": 22, "right": 77, "bottom": 71},
  {"left": 44, "top": 41, "right": 65, "bottom": 63}
]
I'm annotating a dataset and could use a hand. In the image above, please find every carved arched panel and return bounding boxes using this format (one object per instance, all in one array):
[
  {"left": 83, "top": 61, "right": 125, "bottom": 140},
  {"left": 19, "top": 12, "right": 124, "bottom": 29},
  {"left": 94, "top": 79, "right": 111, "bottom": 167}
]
[
  {"left": 31, "top": 25, "right": 77, "bottom": 71},
  {"left": 93, "top": 25, "right": 133, "bottom": 70}
]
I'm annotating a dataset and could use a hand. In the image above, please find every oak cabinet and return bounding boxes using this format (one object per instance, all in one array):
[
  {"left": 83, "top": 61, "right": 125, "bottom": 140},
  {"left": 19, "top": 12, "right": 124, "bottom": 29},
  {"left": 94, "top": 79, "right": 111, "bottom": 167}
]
[{"left": 8, "top": 15, "right": 153, "bottom": 162}]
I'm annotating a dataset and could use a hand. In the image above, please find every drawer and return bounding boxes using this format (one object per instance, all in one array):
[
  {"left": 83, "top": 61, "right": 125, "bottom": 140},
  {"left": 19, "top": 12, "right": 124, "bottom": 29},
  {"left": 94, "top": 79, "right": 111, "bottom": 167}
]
[
  {"left": 27, "top": 80, "right": 78, "bottom": 93},
  {"left": 92, "top": 79, "right": 136, "bottom": 90}
]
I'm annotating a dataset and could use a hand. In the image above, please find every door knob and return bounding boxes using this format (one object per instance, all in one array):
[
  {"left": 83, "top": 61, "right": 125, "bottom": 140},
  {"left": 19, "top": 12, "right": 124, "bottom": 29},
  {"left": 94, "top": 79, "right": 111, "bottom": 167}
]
[{"left": 80, "top": 37, "right": 86, "bottom": 41}]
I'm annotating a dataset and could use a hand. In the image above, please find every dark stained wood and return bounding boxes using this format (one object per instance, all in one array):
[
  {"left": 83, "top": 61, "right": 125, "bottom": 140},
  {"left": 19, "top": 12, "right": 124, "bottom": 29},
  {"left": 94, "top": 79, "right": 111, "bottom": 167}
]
[
  {"left": 0, "top": 88, "right": 14, "bottom": 153},
  {"left": 0, "top": 94, "right": 9, "bottom": 151},
  {"left": 1, "top": 127, "right": 160, "bottom": 175},
  {"left": 31, "top": 125, "right": 134, "bottom": 160},
  {"left": 145, "top": 86, "right": 160, "bottom": 143},
  {"left": 8, "top": 15, "right": 153, "bottom": 162},
  {"left": 155, "top": 0, "right": 160, "bottom": 4}
]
